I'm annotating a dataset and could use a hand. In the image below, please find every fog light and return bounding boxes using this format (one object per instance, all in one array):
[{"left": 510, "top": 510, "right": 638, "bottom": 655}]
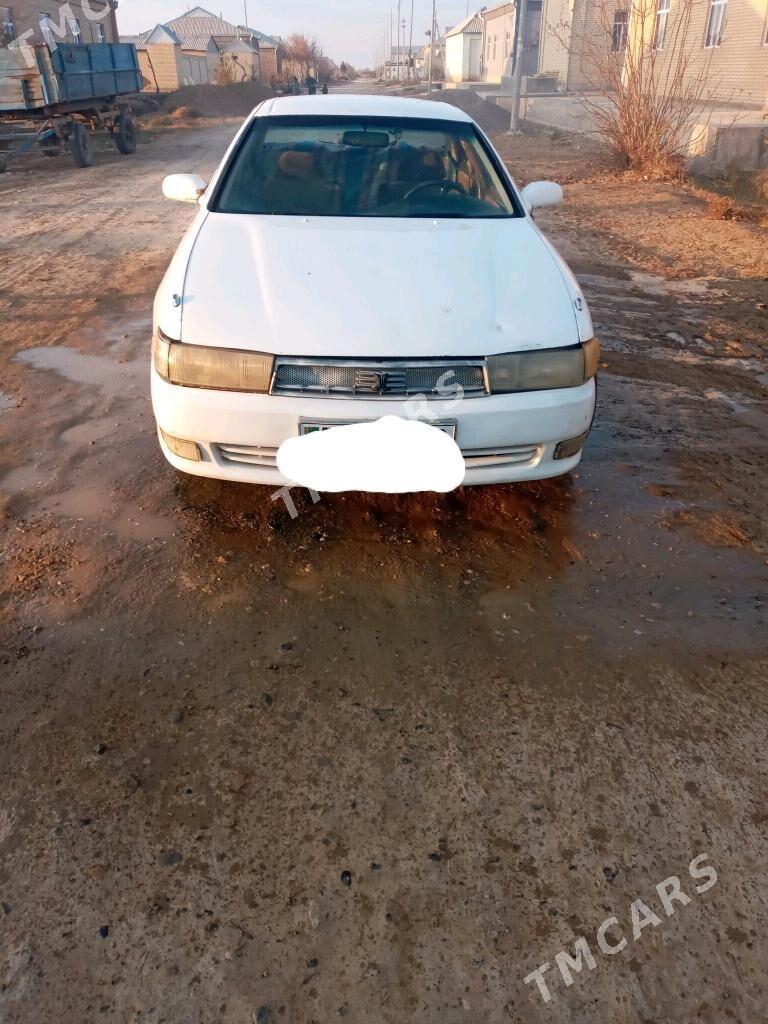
[
  {"left": 160, "top": 429, "right": 202, "bottom": 462},
  {"left": 554, "top": 431, "right": 590, "bottom": 460}
]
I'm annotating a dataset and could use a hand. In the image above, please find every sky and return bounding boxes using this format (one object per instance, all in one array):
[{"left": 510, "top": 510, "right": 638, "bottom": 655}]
[{"left": 117, "top": 0, "right": 476, "bottom": 67}]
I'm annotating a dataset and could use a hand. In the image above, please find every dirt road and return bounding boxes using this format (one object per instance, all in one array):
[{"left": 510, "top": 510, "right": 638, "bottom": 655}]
[{"left": 1, "top": 114, "right": 767, "bottom": 1024}]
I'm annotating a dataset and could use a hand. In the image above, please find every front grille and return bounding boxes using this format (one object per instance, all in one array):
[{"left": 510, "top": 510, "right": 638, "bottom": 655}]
[
  {"left": 213, "top": 441, "right": 542, "bottom": 473},
  {"left": 215, "top": 443, "right": 278, "bottom": 468},
  {"left": 272, "top": 359, "right": 487, "bottom": 398},
  {"left": 463, "top": 444, "right": 542, "bottom": 468}
]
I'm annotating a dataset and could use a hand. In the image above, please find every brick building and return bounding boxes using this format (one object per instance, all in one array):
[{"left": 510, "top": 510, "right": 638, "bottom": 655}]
[
  {"left": 0, "top": 0, "right": 119, "bottom": 48},
  {"left": 123, "top": 6, "right": 280, "bottom": 92},
  {"left": 538, "top": 0, "right": 768, "bottom": 104}
]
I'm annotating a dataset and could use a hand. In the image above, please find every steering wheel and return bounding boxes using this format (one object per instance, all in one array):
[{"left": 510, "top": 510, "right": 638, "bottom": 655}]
[{"left": 404, "top": 180, "right": 467, "bottom": 201}]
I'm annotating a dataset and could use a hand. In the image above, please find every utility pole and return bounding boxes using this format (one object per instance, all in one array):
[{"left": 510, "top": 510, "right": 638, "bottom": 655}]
[
  {"left": 243, "top": 0, "right": 248, "bottom": 31},
  {"left": 509, "top": 0, "right": 528, "bottom": 131},
  {"left": 427, "top": 0, "right": 437, "bottom": 92},
  {"left": 408, "top": 0, "right": 414, "bottom": 81},
  {"left": 399, "top": 0, "right": 405, "bottom": 79},
  {"left": 389, "top": 5, "right": 394, "bottom": 80}
]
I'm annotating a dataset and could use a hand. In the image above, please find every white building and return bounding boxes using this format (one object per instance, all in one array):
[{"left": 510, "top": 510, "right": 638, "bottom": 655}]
[
  {"left": 444, "top": 12, "right": 484, "bottom": 83},
  {"left": 384, "top": 44, "right": 426, "bottom": 81}
]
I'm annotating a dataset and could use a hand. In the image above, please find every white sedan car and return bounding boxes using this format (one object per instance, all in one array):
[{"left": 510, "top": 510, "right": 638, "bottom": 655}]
[{"left": 152, "top": 95, "right": 598, "bottom": 488}]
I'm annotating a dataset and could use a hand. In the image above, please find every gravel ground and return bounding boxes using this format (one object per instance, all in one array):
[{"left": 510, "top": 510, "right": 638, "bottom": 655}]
[{"left": 0, "top": 104, "right": 767, "bottom": 1024}]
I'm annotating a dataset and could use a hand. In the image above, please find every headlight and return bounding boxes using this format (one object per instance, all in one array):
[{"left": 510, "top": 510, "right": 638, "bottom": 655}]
[
  {"left": 486, "top": 338, "right": 600, "bottom": 394},
  {"left": 153, "top": 330, "right": 274, "bottom": 393}
]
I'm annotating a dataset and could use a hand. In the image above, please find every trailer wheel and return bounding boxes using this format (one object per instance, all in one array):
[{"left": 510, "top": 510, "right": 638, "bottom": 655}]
[
  {"left": 69, "top": 122, "right": 94, "bottom": 168},
  {"left": 113, "top": 113, "right": 137, "bottom": 156}
]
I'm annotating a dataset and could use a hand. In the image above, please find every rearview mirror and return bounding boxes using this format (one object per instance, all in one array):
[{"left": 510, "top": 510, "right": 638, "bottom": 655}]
[
  {"left": 342, "top": 130, "right": 390, "bottom": 148},
  {"left": 162, "top": 173, "right": 208, "bottom": 203},
  {"left": 520, "top": 180, "right": 563, "bottom": 212}
]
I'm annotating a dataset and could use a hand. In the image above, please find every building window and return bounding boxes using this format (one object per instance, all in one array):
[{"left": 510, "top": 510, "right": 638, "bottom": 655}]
[
  {"left": 95, "top": 22, "right": 105, "bottom": 42},
  {"left": 704, "top": 0, "right": 726, "bottom": 46},
  {"left": 69, "top": 17, "right": 81, "bottom": 43},
  {"left": 652, "top": 0, "right": 670, "bottom": 48},
  {"left": 506, "top": 31, "right": 512, "bottom": 56},
  {"left": 493, "top": 34, "right": 497, "bottom": 59},
  {"left": 39, "top": 13, "right": 54, "bottom": 44},
  {"left": 611, "top": 10, "right": 629, "bottom": 50},
  {"left": 0, "top": 6, "right": 15, "bottom": 43}
]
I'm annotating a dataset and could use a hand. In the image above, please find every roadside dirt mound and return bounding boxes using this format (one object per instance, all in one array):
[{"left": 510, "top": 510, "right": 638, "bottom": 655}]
[
  {"left": 162, "top": 81, "right": 273, "bottom": 118},
  {"left": 430, "top": 90, "right": 511, "bottom": 133}
]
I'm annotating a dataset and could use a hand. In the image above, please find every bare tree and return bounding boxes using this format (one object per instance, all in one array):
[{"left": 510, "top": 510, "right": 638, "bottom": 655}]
[
  {"left": 280, "top": 33, "right": 323, "bottom": 83},
  {"left": 215, "top": 53, "right": 247, "bottom": 86},
  {"left": 563, "top": 0, "right": 723, "bottom": 175}
]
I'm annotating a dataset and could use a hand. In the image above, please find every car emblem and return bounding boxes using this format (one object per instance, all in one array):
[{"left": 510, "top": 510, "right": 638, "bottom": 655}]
[{"left": 354, "top": 369, "right": 382, "bottom": 393}]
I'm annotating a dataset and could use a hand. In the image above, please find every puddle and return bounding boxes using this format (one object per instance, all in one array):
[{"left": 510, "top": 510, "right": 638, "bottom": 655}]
[
  {"left": 0, "top": 464, "right": 48, "bottom": 494},
  {"left": 627, "top": 271, "right": 725, "bottom": 298},
  {"left": 603, "top": 336, "right": 768, "bottom": 379},
  {"left": 60, "top": 417, "right": 121, "bottom": 446},
  {"left": 44, "top": 484, "right": 112, "bottom": 520},
  {"left": 14, "top": 346, "right": 145, "bottom": 394},
  {"left": 703, "top": 388, "right": 753, "bottom": 414},
  {"left": 0, "top": 392, "right": 15, "bottom": 413}
]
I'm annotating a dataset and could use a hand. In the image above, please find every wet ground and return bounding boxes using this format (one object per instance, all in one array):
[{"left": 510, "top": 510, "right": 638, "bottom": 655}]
[{"left": 0, "top": 110, "right": 767, "bottom": 1024}]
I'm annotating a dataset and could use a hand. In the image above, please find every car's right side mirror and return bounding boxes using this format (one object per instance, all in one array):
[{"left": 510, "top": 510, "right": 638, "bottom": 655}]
[
  {"left": 520, "top": 180, "right": 564, "bottom": 213},
  {"left": 162, "top": 173, "right": 208, "bottom": 203}
]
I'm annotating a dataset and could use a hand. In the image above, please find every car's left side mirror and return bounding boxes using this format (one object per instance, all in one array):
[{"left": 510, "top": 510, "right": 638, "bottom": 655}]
[
  {"left": 162, "top": 173, "right": 208, "bottom": 203},
  {"left": 520, "top": 180, "right": 563, "bottom": 213}
]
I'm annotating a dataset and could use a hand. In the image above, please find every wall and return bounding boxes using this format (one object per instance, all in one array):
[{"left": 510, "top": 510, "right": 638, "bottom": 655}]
[
  {"left": 445, "top": 33, "right": 466, "bottom": 80},
  {"left": 566, "top": 0, "right": 624, "bottom": 90},
  {"left": 178, "top": 50, "right": 207, "bottom": 86},
  {"left": 483, "top": 5, "right": 516, "bottom": 82},
  {"left": 627, "top": 0, "right": 768, "bottom": 107},
  {"left": 539, "top": 0, "right": 575, "bottom": 85},
  {"left": 445, "top": 32, "right": 483, "bottom": 80},
  {"left": 259, "top": 46, "right": 278, "bottom": 82},
  {"left": 3, "top": 1, "right": 118, "bottom": 46},
  {"left": 138, "top": 43, "right": 181, "bottom": 92}
]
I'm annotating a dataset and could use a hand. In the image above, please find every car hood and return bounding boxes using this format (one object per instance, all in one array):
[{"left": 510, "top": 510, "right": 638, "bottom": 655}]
[{"left": 180, "top": 213, "right": 579, "bottom": 358}]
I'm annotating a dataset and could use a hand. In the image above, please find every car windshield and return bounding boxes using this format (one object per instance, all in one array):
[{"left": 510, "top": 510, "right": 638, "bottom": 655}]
[{"left": 213, "top": 116, "right": 518, "bottom": 219}]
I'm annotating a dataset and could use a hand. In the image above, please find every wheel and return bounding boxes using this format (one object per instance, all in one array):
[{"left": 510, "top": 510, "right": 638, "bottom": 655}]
[
  {"left": 68, "top": 122, "right": 94, "bottom": 168},
  {"left": 38, "top": 130, "right": 61, "bottom": 157},
  {"left": 113, "top": 112, "right": 137, "bottom": 156}
]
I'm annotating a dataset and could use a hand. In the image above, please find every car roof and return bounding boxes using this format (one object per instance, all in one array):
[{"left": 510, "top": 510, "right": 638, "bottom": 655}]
[{"left": 254, "top": 94, "right": 475, "bottom": 124}]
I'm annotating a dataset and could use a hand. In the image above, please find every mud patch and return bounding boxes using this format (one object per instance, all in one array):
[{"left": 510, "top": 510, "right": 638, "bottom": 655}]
[{"left": 662, "top": 507, "right": 763, "bottom": 553}]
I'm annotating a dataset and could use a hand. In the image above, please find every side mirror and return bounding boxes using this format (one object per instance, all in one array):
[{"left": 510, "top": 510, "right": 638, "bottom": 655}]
[
  {"left": 520, "top": 180, "right": 563, "bottom": 213},
  {"left": 162, "top": 173, "right": 208, "bottom": 204}
]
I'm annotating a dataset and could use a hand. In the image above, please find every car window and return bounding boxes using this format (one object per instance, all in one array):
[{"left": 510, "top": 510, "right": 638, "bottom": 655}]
[{"left": 212, "top": 116, "right": 519, "bottom": 219}]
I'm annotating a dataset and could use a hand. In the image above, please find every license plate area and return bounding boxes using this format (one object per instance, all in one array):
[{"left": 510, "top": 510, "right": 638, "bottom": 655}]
[{"left": 300, "top": 420, "right": 457, "bottom": 439}]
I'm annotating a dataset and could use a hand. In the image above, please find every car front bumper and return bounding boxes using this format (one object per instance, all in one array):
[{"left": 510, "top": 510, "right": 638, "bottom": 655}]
[{"left": 151, "top": 369, "right": 596, "bottom": 488}]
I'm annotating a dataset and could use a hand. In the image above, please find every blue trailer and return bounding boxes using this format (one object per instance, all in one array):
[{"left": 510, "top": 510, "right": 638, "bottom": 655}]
[{"left": 0, "top": 42, "right": 143, "bottom": 170}]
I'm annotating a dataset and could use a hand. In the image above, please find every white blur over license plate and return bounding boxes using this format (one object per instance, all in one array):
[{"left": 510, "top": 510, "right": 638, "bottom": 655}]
[
  {"left": 283, "top": 416, "right": 465, "bottom": 493},
  {"left": 300, "top": 420, "right": 457, "bottom": 439}
]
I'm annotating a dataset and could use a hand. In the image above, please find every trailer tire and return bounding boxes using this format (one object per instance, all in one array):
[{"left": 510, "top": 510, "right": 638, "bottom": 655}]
[
  {"left": 69, "top": 122, "right": 94, "bottom": 168},
  {"left": 113, "top": 113, "right": 137, "bottom": 156}
]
